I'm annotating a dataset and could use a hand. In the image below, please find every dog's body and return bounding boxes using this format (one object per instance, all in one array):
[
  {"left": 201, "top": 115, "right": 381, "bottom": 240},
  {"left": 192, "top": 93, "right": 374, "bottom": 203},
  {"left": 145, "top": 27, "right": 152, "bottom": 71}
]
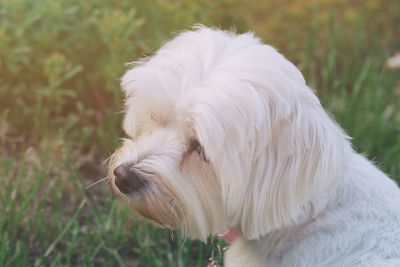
[
  {"left": 109, "top": 26, "right": 400, "bottom": 266},
  {"left": 226, "top": 152, "right": 400, "bottom": 266}
]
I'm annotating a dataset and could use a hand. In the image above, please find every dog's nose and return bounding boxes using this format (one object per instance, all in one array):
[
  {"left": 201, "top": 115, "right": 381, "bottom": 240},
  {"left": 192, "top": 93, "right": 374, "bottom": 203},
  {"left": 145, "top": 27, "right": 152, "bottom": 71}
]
[{"left": 113, "top": 164, "right": 146, "bottom": 194}]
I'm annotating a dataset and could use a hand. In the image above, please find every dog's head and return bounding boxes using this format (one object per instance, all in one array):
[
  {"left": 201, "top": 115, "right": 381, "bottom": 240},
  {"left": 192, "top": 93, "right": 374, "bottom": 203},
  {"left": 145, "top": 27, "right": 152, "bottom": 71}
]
[{"left": 109, "top": 26, "right": 349, "bottom": 241}]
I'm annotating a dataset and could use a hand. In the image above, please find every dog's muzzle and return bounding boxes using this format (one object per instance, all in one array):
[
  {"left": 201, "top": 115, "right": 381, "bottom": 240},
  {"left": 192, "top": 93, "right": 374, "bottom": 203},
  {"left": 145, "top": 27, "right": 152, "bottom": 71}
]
[{"left": 113, "top": 163, "right": 147, "bottom": 194}]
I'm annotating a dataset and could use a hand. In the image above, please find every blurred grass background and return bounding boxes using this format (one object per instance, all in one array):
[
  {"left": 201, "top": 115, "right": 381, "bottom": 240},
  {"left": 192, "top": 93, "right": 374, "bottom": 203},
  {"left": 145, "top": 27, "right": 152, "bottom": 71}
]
[{"left": 1, "top": 0, "right": 400, "bottom": 266}]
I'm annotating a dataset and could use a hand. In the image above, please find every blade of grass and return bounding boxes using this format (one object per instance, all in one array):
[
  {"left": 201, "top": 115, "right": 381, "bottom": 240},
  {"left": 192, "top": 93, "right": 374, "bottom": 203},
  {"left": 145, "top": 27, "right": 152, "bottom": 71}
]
[
  {"left": 48, "top": 252, "right": 62, "bottom": 267},
  {"left": 102, "top": 245, "right": 127, "bottom": 267},
  {"left": 89, "top": 241, "right": 104, "bottom": 262},
  {"left": 37, "top": 198, "right": 86, "bottom": 265},
  {"left": 0, "top": 233, "right": 9, "bottom": 267}
]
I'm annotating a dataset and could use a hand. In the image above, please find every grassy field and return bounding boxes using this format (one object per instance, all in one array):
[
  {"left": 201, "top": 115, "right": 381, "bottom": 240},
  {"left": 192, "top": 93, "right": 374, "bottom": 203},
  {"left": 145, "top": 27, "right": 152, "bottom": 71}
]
[{"left": 1, "top": 0, "right": 400, "bottom": 266}]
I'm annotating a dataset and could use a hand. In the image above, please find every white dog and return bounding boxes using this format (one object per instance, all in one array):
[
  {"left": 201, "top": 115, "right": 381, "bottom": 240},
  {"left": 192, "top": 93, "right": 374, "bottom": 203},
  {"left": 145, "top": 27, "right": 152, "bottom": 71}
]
[{"left": 109, "top": 26, "right": 400, "bottom": 266}]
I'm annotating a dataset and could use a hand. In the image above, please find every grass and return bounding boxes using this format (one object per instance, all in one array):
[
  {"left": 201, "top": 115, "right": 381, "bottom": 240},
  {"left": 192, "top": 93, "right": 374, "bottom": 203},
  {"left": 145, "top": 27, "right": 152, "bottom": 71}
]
[
  {"left": 0, "top": 139, "right": 219, "bottom": 266},
  {"left": 1, "top": 0, "right": 400, "bottom": 266}
]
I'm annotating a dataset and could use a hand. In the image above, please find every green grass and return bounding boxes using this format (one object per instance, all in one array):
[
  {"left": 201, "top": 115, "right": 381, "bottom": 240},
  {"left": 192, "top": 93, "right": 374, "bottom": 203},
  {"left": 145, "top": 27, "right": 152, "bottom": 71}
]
[
  {"left": 0, "top": 140, "right": 221, "bottom": 266},
  {"left": 0, "top": 0, "right": 400, "bottom": 266}
]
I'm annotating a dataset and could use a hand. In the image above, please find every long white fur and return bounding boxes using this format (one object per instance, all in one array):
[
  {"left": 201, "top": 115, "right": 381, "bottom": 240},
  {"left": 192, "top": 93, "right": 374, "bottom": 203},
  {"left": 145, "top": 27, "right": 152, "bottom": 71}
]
[{"left": 111, "top": 26, "right": 400, "bottom": 266}]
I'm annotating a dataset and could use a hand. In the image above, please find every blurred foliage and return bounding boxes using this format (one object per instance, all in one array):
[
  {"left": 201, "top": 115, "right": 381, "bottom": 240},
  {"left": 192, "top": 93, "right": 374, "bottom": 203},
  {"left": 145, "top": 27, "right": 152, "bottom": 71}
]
[
  {"left": 1, "top": 0, "right": 399, "bottom": 150},
  {"left": 0, "top": 0, "right": 400, "bottom": 266}
]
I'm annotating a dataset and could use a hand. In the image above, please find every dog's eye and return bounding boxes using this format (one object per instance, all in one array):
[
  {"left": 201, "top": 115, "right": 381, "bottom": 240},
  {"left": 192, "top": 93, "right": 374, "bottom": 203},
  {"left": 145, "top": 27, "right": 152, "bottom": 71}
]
[{"left": 188, "top": 138, "right": 209, "bottom": 162}]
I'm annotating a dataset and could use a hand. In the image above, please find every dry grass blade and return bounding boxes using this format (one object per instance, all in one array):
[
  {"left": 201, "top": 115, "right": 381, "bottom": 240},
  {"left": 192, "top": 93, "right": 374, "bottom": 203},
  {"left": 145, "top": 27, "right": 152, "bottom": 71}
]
[{"left": 84, "top": 177, "right": 109, "bottom": 190}]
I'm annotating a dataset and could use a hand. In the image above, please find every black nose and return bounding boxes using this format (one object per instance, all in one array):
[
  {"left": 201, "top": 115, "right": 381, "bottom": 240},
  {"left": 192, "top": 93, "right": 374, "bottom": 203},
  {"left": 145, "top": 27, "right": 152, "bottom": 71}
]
[{"left": 113, "top": 164, "right": 146, "bottom": 194}]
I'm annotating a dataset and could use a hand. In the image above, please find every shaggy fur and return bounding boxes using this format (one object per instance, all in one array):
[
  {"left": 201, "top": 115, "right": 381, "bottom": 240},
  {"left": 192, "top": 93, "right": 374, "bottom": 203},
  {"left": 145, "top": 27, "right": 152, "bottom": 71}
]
[{"left": 109, "top": 26, "right": 400, "bottom": 266}]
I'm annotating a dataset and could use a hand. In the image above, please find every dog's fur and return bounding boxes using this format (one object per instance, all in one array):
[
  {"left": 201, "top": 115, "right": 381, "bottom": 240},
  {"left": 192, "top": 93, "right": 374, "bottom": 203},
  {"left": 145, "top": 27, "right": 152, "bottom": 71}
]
[{"left": 109, "top": 26, "right": 400, "bottom": 266}]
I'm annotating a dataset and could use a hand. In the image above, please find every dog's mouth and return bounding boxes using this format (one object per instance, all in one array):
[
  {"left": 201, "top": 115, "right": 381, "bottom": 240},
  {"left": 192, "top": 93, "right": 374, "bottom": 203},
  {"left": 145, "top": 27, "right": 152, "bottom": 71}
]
[
  {"left": 132, "top": 182, "right": 184, "bottom": 229},
  {"left": 109, "top": 164, "right": 185, "bottom": 229}
]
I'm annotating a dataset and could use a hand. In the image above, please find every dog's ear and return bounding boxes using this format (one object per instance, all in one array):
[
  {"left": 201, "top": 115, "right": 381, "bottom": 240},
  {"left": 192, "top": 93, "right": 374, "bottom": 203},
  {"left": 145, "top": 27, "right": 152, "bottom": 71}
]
[
  {"left": 240, "top": 95, "right": 349, "bottom": 239},
  {"left": 191, "top": 81, "right": 349, "bottom": 240}
]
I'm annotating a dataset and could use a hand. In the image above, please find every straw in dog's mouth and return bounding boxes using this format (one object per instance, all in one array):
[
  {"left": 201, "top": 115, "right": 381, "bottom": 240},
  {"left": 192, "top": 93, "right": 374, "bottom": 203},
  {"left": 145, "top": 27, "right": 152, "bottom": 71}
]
[{"left": 84, "top": 177, "right": 109, "bottom": 190}]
